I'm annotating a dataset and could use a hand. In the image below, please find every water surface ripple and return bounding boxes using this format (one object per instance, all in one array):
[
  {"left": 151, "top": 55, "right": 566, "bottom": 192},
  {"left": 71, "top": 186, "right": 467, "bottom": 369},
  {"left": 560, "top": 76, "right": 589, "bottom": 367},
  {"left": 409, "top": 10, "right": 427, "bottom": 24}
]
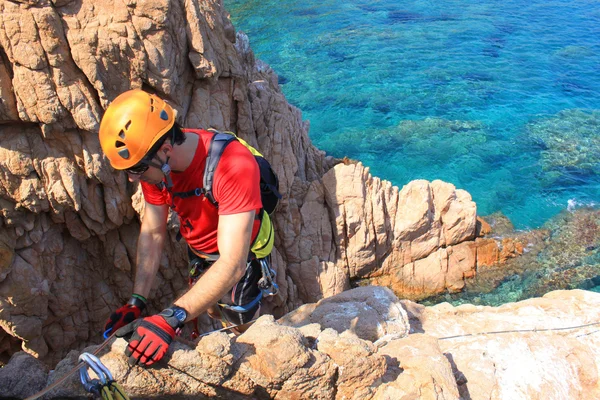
[{"left": 225, "top": 0, "right": 600, "bottom": 229}]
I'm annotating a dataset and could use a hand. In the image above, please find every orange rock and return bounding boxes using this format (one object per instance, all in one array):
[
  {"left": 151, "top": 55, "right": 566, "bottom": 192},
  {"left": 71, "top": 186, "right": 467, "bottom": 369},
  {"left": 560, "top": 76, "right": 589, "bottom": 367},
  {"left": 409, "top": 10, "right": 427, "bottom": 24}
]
[
  {"left": 475, "top": 238, "right": 499, "bottom": 267},
  {"left": 515, "top": 241, "right": 524, "bottom": 254},
  {"left": 499, "top": 238, "right": 519, "bottom": 262},
  {"left": 476, "top": 216, "right": 493, "bottom": 237}
]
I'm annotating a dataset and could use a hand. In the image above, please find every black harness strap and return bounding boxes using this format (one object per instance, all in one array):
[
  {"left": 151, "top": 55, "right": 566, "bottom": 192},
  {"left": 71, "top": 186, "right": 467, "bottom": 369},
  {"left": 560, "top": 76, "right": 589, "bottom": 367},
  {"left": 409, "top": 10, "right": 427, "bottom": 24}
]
[
  {"left": 163, "top": 131, "right": 237, "bottom": 206},
  {"left": 202, "top": 132, "right": 237, "bottom": 207},
  {"left": 171, "top": 187, "right": 206, "bottom": 199}
]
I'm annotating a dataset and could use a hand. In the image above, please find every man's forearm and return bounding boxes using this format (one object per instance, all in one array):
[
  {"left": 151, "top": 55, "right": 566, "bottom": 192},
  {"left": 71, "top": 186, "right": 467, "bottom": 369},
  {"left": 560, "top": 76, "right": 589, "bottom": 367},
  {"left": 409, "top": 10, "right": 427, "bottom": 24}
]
[
  {"left": 132, "top": 230, "right": 166, "bottom": 298},
  {"left": 174, "top": 258, "right": 246, "bottom": 321}
]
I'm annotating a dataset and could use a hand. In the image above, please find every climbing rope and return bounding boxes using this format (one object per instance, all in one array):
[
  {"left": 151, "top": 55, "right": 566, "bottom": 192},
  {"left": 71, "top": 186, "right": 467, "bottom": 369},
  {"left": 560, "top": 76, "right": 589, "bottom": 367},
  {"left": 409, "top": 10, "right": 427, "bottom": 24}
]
[
  {"left": 22, "top": 320, "right": 255, "bottom": 400},
  {"left": 437, "top": 321, "right": 600, "bottom": 340},
  {"left": 24, "top": 330, "right": 120, "bottom": 400}
]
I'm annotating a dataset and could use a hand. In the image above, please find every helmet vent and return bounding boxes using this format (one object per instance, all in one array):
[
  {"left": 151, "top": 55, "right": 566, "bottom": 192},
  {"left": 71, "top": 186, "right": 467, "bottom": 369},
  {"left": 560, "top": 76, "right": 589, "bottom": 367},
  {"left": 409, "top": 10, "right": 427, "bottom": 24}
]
[
  {"left": 160, "top": 110, "right": 169, "bottom": 120},
  {"left": 118, "top": 129, "right": 126, "bottom": 139},
  {"left": 125, "top": 120, "right": 132, "bottom": 130},
  {"left": 117, "top": 148, "right": 130, "bottom": 159},
  {"left": 115, "top": 140, "right": 129, "bottom": 159}
]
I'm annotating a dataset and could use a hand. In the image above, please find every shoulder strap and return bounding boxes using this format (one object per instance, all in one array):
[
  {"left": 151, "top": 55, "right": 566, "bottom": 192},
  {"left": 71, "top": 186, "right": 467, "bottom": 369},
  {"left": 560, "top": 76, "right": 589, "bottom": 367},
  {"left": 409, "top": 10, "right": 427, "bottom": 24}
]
[{"left": 203, "top": 131, "right": 237, "bottom": 206}]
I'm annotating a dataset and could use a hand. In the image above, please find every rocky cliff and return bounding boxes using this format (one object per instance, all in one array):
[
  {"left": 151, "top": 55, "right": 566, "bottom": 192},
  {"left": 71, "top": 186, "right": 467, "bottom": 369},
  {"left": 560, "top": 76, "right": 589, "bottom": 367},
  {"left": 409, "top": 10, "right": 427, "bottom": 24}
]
[
  {"left": 0, "top": 0, "right": 505, "bottom": 367},
  {"left": 2, "top": 286, "right": 600, "bottom": 400}
]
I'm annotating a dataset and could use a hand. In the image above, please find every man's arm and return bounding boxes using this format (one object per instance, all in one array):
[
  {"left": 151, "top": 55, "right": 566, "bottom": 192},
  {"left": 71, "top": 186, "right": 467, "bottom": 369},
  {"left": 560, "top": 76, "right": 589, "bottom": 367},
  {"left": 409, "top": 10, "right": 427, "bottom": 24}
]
[
  {"left": 133, "top": 202, "right": 170, "bottom": 298},
  {"left": 174, "top": 209, "right": 255, "bottom": 320}
]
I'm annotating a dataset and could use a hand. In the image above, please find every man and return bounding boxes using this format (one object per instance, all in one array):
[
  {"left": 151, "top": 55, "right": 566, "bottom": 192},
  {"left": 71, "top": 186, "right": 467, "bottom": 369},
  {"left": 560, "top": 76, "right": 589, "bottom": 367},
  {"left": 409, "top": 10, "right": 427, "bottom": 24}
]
[{"left": 98, "top": 89, "right": 275, "bottom": 367}]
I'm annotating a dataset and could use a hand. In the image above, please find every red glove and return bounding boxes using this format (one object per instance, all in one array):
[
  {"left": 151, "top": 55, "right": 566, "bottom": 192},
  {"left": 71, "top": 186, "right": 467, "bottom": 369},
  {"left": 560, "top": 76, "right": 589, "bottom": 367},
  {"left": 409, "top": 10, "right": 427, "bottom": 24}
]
[
  {"left": 115, "top": 307, "right": 185, "bottom": 367},
  {"left": 103, "top": 295, "right": 146, "bottom": 339}
]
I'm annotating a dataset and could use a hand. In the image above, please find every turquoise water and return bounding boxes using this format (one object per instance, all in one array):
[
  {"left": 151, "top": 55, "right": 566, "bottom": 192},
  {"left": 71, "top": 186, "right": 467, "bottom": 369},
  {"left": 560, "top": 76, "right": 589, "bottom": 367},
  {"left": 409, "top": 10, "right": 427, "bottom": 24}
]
[{"left": 225, "top": 0, "right": 600, "bottom": 229}]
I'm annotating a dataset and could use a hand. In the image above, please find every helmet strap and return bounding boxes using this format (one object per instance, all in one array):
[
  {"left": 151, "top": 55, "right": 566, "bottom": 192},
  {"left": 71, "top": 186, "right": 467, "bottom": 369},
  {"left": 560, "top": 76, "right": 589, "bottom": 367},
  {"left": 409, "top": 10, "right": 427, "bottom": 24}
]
[
  {"left": 161, "top": 156, "right": 174, "bottom": 189},
  {"left": 161, "top": 126, "right": 177, "bottom": 189},
  {"left": 147, "top": 154, "right": 174, "bottom": 189}
]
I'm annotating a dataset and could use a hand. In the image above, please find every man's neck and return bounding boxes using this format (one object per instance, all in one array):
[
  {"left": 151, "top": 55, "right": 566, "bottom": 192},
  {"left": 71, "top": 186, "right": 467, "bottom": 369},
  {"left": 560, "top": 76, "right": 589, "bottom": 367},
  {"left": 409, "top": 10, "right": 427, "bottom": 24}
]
[{"left": 169, "top": 132, "right": 199, "bottom": 172}]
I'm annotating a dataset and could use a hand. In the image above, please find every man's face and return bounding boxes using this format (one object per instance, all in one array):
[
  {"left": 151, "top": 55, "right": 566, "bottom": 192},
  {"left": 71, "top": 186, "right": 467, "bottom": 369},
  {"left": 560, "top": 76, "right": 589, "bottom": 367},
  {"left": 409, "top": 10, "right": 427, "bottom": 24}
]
[
  {"left": 124, "top": 143, "right": 171, "bottom": 185},
  {"left": 127, "top": 166, "right": 163, "bottom": 185}
]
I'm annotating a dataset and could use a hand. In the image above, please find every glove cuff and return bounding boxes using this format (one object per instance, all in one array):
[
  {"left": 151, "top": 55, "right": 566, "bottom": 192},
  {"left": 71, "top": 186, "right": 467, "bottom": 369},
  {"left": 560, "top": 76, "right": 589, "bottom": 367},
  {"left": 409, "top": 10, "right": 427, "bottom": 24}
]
[
  {"left": 127, "top": 294, "right": 147, "bottom": 311},
  {"left": 158, "top": 306, "right": 187, "bottom": 330}
]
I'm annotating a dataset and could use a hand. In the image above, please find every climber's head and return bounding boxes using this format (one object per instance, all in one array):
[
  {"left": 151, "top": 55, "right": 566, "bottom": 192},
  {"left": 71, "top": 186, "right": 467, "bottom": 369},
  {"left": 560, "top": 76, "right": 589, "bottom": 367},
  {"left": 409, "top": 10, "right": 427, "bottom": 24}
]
[{"left": 99, "top": 89, "right": 176, "bottom": 172}]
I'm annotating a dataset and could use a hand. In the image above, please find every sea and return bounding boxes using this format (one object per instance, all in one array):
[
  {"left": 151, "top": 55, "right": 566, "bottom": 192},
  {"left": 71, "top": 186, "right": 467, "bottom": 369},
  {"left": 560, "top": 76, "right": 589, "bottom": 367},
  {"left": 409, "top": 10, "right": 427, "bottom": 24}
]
[{"left": 224, "top": 0, "right": 600, "bottom": 304}]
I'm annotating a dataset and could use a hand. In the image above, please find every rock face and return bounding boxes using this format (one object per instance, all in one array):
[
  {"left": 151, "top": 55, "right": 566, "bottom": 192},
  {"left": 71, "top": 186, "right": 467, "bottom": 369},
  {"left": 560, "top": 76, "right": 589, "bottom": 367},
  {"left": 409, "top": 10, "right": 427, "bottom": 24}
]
[
  {"left": 404, "top": 289, "right": 600, "bottom": 399},
  {"left": 0, "top": 0, "right": 496, "bottom": 365},
  {"left": 2, "top": 286, "right": 599, "bottom": 400}
]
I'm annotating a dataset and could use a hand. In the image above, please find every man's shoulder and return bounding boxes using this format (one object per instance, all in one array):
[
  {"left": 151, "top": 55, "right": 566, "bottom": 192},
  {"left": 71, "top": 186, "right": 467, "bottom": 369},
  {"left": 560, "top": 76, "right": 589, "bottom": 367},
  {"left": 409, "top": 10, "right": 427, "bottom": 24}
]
[{"left": 182, "top": 128, "right": 211, "bottom": 134}]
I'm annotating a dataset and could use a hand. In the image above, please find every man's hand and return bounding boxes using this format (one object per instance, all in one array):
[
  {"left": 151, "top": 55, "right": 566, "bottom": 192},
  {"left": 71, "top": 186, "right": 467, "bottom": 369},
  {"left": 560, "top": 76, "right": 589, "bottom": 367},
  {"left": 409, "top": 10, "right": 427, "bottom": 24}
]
[
  {"left": 103, "top": 295, "right": 146, "bottom": 338},
  {"left": 115, "top": 308, "right": 183, "bottom": 367}
]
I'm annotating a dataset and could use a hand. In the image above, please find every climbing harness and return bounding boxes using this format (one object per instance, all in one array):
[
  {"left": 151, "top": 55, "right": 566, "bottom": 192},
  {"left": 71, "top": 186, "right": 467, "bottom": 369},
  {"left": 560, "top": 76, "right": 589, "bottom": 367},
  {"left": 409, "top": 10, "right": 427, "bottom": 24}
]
[
  {"left": 216, "top": 258, "right": 278, "bottom": 314},
  {"left": 79, "top": 352, "right": 130, "bottom": 400},
  {"left": 187, "top": 256, "right": 277, "bottom": 339}
]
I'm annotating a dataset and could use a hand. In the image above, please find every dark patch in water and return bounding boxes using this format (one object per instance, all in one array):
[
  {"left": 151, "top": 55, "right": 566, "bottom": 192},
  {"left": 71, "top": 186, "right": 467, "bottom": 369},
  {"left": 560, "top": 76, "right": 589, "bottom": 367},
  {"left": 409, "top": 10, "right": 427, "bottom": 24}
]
[
  {"left": 387, "top": 10, "right": 456, "bottom": 24},
  {"left": 435, "top": 14, "right": 456, "bottom": 22},
  {"left": 542, "top": 166, "right": 600, "bottom": 190},
  {"left": 494, "top": 22, "right": 517, "bottom": 35},
  {"left": 529, "top": 136, "right": 549, "bottom": 151},
  {"left": 327, "top": 50, "right": 348, "bottom": 63},
  {"left": 463, "top": 72, "right": 494, "bottom": 82},
  {"left": 485, "top": 36, "right": 505, "bottom": 48},
  {"left": 292, "top": 8, "right": 319, "bottom": 17},
  {"left": 349, "top": 98, "right": 369, "bottom": 109},
  {"left": 357, "top": 4, "right": 388, "bottom": 13},
  {"left": 558, "top": 79, "right": 591, "bottom": 95},
  {"left": 388, "top": 10, "right": 424, "bottom": 23},
  {"left": 482, "top": 48, "right": 500, "bottom": 58},
  {"left": 277, "top": 75, "right": 288, "bottom": 85},
  {"left": 428, "top": 78, "right": 450, "bottom": 87},
  {"left": 579, "top": 275, "right": 600, "bottom": 290},
  {"left": 373, "top": 103, "right": 391, "bottom": 114},
  {"left": 484, "top": 153, "right": 512, "bottom": 167},
  {"left": 499, "top": 274, "right": 521, "bottom": 285}
]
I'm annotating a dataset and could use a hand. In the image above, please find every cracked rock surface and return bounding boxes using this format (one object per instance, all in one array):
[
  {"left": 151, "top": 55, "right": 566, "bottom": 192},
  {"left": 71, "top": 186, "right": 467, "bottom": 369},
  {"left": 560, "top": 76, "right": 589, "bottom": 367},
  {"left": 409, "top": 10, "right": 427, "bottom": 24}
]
[{"left": 3, "top": 286, "right": 600, "bottom": 400}]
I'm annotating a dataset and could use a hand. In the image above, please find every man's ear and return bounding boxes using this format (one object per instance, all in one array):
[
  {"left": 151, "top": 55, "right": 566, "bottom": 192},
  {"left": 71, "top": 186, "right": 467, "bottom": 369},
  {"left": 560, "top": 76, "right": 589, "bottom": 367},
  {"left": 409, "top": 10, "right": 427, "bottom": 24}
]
[{"left": 160, "top": 141, "right": 173, "bottom": 155}]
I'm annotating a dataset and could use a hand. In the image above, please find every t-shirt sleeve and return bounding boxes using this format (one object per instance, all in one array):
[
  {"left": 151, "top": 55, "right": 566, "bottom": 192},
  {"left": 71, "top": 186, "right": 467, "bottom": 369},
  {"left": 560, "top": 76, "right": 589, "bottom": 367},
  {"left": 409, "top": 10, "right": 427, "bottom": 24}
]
[
  {"left": 213, "top": 141, "right": 262, "bottom": 215},
  {"left": 140, "top": 181, "right": 167, "bottom": 205}
]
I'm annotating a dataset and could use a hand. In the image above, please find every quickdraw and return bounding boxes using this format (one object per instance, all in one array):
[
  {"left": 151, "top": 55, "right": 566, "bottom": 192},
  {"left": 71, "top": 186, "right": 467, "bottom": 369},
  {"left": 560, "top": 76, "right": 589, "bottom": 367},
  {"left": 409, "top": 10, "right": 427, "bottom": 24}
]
[
  {"left": 258, "top": 257, "right": 279, "bottom": 297},
  {"left": 79, "top": 352, "right": 130, "bottom": 400},
  {"left": 24, "top": 331, "right": 122, "bottom": 400}
]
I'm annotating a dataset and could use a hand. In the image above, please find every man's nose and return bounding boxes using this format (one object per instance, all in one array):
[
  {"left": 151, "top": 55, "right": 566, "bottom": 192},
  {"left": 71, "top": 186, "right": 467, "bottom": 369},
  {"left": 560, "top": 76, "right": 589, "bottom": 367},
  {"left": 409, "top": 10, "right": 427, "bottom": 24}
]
[{"left": 127, "top": 173, "right": 141, "bottom": 183}]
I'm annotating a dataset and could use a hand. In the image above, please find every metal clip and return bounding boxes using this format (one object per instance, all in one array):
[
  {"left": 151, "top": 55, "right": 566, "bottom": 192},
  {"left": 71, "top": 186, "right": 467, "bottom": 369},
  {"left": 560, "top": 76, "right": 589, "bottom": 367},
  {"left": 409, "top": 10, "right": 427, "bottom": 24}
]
[
  {"left": 79, "top": 352, "right": 113, "bottom": 395},
  {"left": 258, "top": 258, "right": 279, "bottom": 296}
]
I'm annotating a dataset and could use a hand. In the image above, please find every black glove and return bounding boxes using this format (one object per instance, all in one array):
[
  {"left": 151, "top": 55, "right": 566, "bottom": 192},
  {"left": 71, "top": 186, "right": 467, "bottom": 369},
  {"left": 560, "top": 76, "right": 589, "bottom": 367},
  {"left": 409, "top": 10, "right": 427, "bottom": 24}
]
[
  {"left": 103, "top": 295, "right": 146, "bottom": 339},
  {"left": 115, "top": 307, "right": 185, "bottom": 367}
]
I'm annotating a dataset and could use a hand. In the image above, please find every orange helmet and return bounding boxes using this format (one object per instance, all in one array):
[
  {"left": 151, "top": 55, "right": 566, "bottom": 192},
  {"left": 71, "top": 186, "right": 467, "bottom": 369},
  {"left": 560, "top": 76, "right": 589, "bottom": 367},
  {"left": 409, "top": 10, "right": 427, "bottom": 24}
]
[{"left": 99, "top": 89, "right": 175, "bottom": 170}]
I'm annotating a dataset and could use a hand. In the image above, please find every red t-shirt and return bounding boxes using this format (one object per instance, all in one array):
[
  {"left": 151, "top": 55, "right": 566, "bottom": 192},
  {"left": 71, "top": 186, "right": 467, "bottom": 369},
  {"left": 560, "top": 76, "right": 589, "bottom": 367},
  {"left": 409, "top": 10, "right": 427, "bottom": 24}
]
[{"left": 140, "top": 129, "right": 262, "bottom": 254}]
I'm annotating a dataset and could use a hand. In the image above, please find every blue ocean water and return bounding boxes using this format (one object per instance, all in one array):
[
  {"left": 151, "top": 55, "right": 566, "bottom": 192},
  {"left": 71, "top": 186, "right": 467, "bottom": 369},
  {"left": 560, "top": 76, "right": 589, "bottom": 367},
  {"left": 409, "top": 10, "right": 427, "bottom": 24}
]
[{"left": 224, "top": 0, "right": 600, "bottom": 230}]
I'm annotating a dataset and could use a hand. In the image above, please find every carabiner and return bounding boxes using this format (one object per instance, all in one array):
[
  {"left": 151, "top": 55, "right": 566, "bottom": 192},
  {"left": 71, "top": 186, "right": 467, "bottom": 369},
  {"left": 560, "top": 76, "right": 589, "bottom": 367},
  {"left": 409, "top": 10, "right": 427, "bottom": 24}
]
[
  {"left": 258, "top": 258, "right": 279, "bottom": 296},
  {"left": 80, "top": 353, "right": 114, "bottom": 383},
  {"left": 79, "top": 352, "right": 116, "bottom": 398}
]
